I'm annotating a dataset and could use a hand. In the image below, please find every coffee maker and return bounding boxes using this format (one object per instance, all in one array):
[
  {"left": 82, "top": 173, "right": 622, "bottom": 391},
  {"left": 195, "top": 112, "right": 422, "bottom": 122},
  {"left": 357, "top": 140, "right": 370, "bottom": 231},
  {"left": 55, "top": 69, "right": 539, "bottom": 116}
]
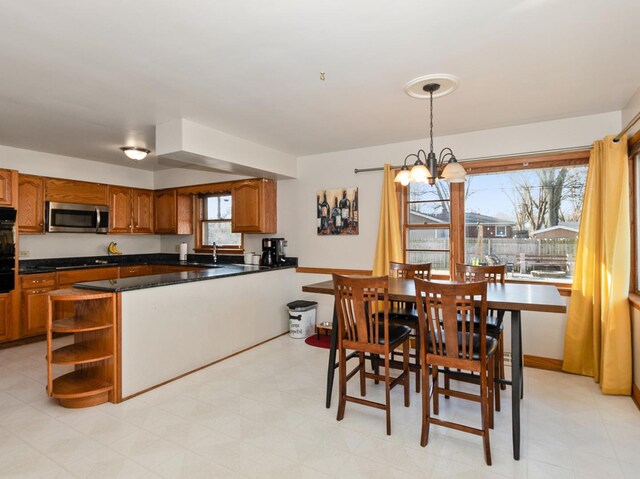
[{"left": 261, "top": 238, "right": 287, "bottom": 266}]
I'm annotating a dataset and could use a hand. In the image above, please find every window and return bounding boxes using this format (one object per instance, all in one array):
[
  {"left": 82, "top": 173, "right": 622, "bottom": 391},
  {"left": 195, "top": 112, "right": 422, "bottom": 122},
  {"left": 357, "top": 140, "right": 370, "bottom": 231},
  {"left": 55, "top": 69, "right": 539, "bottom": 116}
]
[
  {"left": 404, "top": 181, "right": 452, "bottom": 275},
  {"left": 198, "top": 194, "right": 242, "bottom": 250},
  {"left": 400, "top": 150, "right": 590, "bottom": 283},
  {"left": 464, "top": 165, "right": 587, "bottom": 283}
]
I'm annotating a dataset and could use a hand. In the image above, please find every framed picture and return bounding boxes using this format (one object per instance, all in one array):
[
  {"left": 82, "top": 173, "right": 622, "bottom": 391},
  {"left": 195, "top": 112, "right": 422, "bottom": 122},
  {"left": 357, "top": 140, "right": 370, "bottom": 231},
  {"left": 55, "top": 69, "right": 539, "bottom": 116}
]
[{"left": 317, "top": 187, "right": 359, "bottom": 235}]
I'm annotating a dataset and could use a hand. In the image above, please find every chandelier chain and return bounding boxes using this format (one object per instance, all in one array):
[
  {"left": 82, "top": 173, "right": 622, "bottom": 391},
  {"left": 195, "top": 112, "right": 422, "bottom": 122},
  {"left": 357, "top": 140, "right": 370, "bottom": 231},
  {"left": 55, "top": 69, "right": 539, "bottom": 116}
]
[{"left": 429, "top": 90, "right": 434, "bottom": 154}]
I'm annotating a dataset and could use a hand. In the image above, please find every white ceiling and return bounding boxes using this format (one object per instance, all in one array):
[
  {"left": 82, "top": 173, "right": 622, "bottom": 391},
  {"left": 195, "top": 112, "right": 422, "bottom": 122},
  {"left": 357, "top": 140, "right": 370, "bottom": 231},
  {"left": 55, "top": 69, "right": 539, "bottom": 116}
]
[{"left": 0, "top": 0, "right": 639, "bottom": 171}]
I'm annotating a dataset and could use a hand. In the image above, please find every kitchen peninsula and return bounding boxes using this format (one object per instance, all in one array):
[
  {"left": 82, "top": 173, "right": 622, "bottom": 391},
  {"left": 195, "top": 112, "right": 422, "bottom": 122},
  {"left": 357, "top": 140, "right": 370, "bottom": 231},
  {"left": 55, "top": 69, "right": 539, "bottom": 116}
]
[{"left": 35, "top": 256, "right": 297, "bottom": 402}]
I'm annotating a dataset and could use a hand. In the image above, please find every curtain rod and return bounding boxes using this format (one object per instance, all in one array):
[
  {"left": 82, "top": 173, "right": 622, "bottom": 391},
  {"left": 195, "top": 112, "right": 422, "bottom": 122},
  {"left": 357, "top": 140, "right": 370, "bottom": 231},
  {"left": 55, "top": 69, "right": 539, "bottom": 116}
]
[
  {"left": 353, "top": 145, "right": 591, "bottom": 174},
  {"left": 614, "top": 110, "right": 640, "bottom": 143}
]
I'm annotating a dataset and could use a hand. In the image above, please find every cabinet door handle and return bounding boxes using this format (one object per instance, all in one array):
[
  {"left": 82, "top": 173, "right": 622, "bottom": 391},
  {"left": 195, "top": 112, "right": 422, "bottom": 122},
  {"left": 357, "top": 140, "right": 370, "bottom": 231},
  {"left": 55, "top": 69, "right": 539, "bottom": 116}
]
[{"left": 30, "top": 289, "right": 47, "bottom": 294}]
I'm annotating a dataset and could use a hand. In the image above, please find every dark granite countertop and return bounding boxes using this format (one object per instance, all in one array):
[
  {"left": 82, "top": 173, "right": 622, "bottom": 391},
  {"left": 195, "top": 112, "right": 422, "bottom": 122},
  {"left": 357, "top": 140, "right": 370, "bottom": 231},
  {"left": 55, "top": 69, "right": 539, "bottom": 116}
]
[
  {"left": 73, "top": 262, "right": 296, "bottom": 292},
  {"left": 19, "top": 253, "right": 296, "bottom": 275}
]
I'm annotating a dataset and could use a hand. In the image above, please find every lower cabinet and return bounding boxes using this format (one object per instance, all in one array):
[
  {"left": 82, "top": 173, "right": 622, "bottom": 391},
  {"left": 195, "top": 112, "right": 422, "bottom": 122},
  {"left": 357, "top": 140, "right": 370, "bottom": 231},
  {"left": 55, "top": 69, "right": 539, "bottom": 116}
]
[
  {"left": 47, "top": 290, "right": 117, "bottom": 408},
  {"left": 0, "top": 293, "right": 14, "bottom": 341},
  {"left": 20, "top": 273, "right": 57, "bottom": 337}
]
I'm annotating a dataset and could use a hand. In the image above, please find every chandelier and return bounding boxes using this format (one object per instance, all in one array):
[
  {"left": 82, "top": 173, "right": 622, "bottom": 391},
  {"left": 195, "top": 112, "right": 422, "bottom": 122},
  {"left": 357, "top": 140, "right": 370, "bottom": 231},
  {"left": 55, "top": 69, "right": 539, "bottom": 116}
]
[{"left": 394, "top": 81, "right": 466, "bottom": 186}]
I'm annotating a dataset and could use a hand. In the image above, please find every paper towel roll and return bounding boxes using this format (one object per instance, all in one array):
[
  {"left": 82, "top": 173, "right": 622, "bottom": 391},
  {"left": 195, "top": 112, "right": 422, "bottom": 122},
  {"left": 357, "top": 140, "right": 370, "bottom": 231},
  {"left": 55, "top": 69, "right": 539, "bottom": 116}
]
[{"left": 179, "top": 242, "right": 188, "bottom": 261}]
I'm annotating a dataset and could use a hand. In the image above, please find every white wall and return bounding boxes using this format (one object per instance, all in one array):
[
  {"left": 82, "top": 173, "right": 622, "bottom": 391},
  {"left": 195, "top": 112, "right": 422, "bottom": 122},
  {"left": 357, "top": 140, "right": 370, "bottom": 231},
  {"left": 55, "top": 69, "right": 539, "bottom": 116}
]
[
  {"left": 622, "top": 86, "right": 640, "bottom": 137},
  {"left": 287, "top": 111, "right": 620, "bottom": 360}
]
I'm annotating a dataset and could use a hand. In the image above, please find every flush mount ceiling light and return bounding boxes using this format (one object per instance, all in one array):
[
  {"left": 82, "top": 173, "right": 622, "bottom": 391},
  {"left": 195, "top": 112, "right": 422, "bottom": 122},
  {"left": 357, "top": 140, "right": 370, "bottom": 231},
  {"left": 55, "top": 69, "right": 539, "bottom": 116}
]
[
  {"left": 120, "top": 147, "right": 150, "bottom": 161},
  {"left": 395, "top": 75, "right": 466, "bottom": 186}
]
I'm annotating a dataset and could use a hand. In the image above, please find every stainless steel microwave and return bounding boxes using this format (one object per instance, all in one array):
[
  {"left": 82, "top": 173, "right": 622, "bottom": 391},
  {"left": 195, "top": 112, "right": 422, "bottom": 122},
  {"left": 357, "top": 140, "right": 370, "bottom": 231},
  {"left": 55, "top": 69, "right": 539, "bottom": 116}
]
[{"left": 46, "top": 202, "right": 110, "bottom": 233}]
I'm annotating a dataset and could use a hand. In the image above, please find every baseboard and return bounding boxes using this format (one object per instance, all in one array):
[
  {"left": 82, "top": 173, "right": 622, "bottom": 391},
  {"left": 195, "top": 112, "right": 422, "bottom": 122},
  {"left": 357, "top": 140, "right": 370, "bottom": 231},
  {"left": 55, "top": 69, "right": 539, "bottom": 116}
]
[
  {"left": 523, "top": 354, "right": 563, "bottom": 371},
  {"left": 633, "top": 383, "right": 640, "bottom": 411}
]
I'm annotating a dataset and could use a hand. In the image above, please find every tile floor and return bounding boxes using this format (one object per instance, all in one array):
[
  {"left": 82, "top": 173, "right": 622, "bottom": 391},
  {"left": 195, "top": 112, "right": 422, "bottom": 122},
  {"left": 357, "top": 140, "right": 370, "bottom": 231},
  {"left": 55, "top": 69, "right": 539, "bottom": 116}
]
[{"left": 1, "top": 335, "right": 639, "bottom": 478}]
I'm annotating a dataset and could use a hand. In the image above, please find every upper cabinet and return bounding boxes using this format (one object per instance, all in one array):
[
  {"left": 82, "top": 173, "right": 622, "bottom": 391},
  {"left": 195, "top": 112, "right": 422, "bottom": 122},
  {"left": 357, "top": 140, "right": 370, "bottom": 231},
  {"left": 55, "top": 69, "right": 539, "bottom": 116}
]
[
  {"left": 232, "top": 179, "right": 277, "bottom": 233},
  {"left": 0, "top": 169, "right": 18, "bottom": 207},
  {"left": 154, "top": 189, "right": 193, "bottom": 234},
  {"left": 132, "top": 189, "right": 154, "bottom": 234},
  {"left": 108, "top": 186, "right": 154, "bottom": 234},
  {"left": 18, "top": 174, "right": 45, "bottom": 234},
  {"left": 45, "top": 178, "right": 108, "bottom": 205}
]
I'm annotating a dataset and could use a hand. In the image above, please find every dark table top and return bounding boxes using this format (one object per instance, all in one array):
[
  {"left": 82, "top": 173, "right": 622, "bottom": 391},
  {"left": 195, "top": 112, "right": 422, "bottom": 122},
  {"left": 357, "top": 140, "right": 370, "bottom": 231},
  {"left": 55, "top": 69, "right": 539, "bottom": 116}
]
[{"left": 302, "top": 278, "right": 566, "bottom": 313}]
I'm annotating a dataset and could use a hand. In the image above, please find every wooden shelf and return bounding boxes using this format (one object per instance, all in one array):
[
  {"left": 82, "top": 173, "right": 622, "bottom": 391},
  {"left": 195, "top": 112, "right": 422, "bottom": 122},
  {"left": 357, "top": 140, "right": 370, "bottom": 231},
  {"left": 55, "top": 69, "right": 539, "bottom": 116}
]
[
  {"left": 47, "top": 290, "right": 116, "bottom": 408},
  {"left": 51, "top": 316, "right": 113, "bottom": 333},
  {"left": 50, "top": 370, "right": 113, "bottom": 398},
  {"left": 51, "top": 342, "right": 113, "bottom": 364}
]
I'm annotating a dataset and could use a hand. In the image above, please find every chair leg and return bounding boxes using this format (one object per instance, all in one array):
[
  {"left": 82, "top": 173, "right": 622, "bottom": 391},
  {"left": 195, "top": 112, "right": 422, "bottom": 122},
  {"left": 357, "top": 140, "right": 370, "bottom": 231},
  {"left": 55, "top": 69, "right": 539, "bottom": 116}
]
[
  {"left": 384, "top": 353, "right": 392, "bottom": 436},
  {"left": 444, "top": 368, "right": 450, "bottom": 399},
  {"left": 414, "top": 330, "right": 421, "bottom": 393},
  {"left": 372, "top": 354, "right": 380, "bottom": 385},
  {"left": 432, "top": 365, "right": 439, "bottom": 415},
  {"left": 488, "top": 355, "right": 495, "bottom": 429},
  {"left": 403, "top": 340, "right": 410, "bottom": 407},
  {"left": 420, "top": 359, "right": 430, "bottom": 447},
  {"left": 499, "top": 334, "right": 506, "bottom": 391},
  {"left": 495, "top": 337, "right": 502, "bottom": 412},
  {"left": 480, "top": 365, "right": 492, "bottom": 466},
  {"left": 359, "top": 351, "right": 366, "bottom": 397},
  {"left": 337, "top": 346, "right": 347, "bottom": 422}
]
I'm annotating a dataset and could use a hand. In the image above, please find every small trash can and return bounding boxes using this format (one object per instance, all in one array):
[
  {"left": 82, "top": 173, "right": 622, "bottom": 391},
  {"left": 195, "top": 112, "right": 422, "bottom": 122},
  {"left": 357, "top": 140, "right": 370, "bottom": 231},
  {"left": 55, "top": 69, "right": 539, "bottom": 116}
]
[{"left": 286, "top": 300, "right": 318, "bottom": 339}]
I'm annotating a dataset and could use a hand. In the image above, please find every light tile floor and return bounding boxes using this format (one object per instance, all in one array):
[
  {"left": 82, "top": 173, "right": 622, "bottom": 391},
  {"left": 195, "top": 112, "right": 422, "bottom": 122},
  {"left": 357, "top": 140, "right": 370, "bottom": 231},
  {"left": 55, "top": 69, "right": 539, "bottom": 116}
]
[{"left": 1, "top": 335, "right": 639, "bottom": 478}]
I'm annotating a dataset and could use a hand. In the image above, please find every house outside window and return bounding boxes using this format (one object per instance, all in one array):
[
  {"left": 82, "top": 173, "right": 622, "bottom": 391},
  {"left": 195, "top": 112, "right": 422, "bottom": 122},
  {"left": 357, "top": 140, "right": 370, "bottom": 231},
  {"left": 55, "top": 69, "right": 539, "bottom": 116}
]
[
  {"left": 401, "top": 151, "right": 589, "bottom": 283},
  {"left": 200, "top": 194, "right": 242, "bottom": 248}
]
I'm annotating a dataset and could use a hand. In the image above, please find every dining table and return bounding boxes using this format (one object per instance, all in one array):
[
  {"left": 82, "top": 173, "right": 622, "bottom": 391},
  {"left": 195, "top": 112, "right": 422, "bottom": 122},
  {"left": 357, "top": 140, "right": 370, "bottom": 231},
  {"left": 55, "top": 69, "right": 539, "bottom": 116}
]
[{"left": 302, "top": 277, "right": 567, "bottom": 460}]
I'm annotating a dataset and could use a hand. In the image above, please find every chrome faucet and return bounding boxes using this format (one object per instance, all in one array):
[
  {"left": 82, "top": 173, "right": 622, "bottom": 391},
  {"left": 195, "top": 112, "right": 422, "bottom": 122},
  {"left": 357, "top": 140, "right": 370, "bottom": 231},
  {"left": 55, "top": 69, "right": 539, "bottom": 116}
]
[{"left": 211, "top": 242, "right": 217, "bottom": 263}]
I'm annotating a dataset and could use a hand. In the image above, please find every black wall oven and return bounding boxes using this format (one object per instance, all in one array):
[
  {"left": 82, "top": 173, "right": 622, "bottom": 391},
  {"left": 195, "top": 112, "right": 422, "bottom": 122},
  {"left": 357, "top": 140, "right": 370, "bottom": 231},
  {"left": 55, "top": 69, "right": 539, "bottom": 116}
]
[{"left": 0, "top": 207, "right": 16, "bottom": 293}]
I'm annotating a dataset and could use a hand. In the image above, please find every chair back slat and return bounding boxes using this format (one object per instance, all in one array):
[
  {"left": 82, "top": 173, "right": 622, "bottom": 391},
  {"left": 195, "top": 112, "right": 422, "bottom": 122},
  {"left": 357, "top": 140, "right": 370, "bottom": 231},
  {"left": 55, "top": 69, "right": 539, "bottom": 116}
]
[
  {"left": 455, "top": 263, "right": 506, "bottom": 283},
  {"left": 389, "top": 262, "right": 432, "bottom": 280},
  {"left": 333, "top": 274, "right": 388, "bottom": 346},
  {"left": 414, "top": 279, "right": 488, "bottom": 362}
]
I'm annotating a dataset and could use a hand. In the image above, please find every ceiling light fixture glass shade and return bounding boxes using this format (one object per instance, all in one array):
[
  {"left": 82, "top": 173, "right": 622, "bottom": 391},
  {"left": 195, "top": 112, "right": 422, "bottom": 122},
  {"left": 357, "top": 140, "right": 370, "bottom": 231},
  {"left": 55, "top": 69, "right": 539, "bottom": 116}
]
[
  {"left": 120, "top": 147, "right": 150, "bottom": 161},
  {"left": 394, "top": 81, "right": 466, "bottom": 186}
]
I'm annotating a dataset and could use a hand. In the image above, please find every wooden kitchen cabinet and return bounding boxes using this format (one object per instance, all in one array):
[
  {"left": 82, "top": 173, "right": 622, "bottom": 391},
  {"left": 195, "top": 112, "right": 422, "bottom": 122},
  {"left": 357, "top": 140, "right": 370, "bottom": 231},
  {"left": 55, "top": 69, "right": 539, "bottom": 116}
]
[
  {"left": 108, "top": 186, "right": 154, "bottom": 234},
  {"left": 232, "top": 178, "right": 276, "bottom": 233},
  {"left": 20, "top": 273, "right": 57, "bottom": 336},
  {"left": 0, "top": 169, "right": 18, "bottom": 207},
  {"left": 18, "top": 174, "right": 45, "bottom": 234},
  {"left": 45, "top": 178, "right": 108, "bottom": 205},
  {"left": 0, "top": 293, "right": 15, "bottom": 341},
  {"left": 132, "top": 189, "right": 154, "bottom": 233},
  {"left": 154, "top": 189, "right": 193, "bottom": 234},
  {"left": 57, "top": 267, "right": 119, "bottom": 289},
  {"left": 119, "top": 265, "right": 153, "bottom": 278},
  {"left": 47, "top": 289, "right": 117, "bottom": 408}
]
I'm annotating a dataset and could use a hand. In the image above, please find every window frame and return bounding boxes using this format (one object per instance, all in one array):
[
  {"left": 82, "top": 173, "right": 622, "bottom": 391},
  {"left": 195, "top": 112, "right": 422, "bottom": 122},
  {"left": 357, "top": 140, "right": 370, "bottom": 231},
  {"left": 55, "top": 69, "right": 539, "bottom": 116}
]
[
  {"left": 194, "top": 190, "right": 244, "bottom": 254},
  {"left": 399, "top": 149, "right": 591, "bottom": 287}
]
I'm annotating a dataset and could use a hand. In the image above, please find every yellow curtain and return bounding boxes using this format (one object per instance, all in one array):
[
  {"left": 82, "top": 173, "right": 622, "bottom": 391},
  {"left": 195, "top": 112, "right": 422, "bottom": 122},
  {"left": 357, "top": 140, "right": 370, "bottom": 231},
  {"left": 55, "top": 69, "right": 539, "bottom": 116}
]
[
  {"left": 372, "top": 164, "right": 403, "bottom": 276},
  {"left": 562, "top": 135, "right": 631, "bottom": 395}
]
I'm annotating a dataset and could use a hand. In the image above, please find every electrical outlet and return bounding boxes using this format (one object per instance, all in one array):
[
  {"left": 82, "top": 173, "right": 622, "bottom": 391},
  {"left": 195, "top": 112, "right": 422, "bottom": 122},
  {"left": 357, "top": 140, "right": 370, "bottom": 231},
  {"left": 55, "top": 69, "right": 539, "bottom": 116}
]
[
  {"left": 19, "top": 250, "right": 30, "bottom": 257},
  {"left": 175, "top": 244, "right": 180, "bottom": 252}
]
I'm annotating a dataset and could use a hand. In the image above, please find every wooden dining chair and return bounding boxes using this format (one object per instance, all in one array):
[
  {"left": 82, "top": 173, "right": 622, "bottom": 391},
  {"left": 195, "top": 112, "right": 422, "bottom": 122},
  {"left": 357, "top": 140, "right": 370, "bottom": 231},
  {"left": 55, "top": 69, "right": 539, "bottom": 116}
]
[
  {"left": 387, "top": 262, "right": 432, "bottom": 392},
  {"left": 414, "top": 278, "right": 496, "bottom": 465},
  {"left": 455, "top": 263, "right": 507, "bottom": 411},
  {"left": 332, "top": 273, "right": 411, "bottom": 435}
]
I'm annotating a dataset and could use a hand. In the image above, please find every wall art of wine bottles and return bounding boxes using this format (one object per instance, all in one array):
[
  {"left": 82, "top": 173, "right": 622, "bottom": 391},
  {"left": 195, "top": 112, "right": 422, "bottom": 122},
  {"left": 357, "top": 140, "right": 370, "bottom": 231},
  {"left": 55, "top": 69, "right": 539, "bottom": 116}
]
[{"left": 316, "top": 187, "right": 359, "bottom": 235}]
